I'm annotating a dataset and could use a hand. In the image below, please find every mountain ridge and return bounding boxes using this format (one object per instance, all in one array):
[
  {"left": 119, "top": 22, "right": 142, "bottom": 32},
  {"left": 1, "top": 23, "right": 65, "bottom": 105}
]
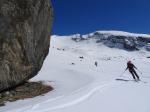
[
  {"left": 52, "top": 30, "right": 150, "bottom": 51},
  {"left": 53, "top": 30, "right": 150, "bottom": 38}
]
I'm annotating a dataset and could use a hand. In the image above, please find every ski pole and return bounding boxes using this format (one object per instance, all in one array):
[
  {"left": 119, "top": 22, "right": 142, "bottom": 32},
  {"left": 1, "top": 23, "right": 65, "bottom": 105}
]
[{"left": 119, "top": 70, "right": 126, "bottom": 77}]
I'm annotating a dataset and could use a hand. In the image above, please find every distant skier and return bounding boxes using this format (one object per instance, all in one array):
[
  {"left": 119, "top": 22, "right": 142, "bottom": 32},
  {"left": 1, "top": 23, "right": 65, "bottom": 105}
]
[
  {"left": 125, "top": 61, "right": 140, "bottom": 81},
  {"left": 95, "top": 61, "right": 98, "bottom": 67}
]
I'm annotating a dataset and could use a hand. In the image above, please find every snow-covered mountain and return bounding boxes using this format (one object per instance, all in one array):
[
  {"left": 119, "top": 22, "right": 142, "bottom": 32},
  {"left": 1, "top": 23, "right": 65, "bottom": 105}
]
[
  {"left": 1, "top": 31, "right": 150, "bottom": 112},
  {"left": 70, "top": 30, "right": 150, "bottom": 51}
]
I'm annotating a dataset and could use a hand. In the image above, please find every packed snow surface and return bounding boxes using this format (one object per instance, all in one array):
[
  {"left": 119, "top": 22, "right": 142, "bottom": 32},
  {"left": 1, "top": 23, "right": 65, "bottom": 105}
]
[
  {"left": 93, "top": 30, "right": 150, "bottom": 37},
  {"left": 1, "top": 32, "right": 150, "bottom": 112}
]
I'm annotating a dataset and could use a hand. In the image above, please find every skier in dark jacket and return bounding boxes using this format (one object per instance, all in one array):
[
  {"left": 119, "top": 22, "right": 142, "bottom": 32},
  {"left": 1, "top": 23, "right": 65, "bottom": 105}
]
[
  {"left": 95, "top": 61, "right": 98, "bottom": 67},
  {"left": 125, "top": 61, "right": 140, "bottom": 81}
]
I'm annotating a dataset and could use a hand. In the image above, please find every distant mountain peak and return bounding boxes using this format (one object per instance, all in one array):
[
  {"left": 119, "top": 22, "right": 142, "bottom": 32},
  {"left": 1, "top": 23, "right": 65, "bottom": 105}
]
[
  {"left": 91, "top": 30, "right": 150, "bottom": 38},
  {"left": 68, "top": 30, "right": 150, "bottom": 51}
]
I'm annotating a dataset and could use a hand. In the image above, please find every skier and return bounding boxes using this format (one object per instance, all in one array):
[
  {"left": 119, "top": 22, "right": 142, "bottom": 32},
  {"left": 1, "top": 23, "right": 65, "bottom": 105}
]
[
  {"left": 95, "top": 61, "right": 98, "bottom": 67},
  {"left": 125, "top": 61, "right": 140, "bottom": 81}
]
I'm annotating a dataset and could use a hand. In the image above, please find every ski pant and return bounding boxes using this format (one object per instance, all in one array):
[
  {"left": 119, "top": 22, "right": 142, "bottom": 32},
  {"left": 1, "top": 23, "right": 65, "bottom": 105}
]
[{"left": 129, "top": 69, "right": 139, "bottom": 80}]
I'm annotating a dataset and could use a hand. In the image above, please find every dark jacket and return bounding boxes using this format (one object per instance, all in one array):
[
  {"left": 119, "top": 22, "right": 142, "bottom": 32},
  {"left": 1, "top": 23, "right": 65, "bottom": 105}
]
[{"left": 126, "top": 62, "right": 137, "bottom": 71}]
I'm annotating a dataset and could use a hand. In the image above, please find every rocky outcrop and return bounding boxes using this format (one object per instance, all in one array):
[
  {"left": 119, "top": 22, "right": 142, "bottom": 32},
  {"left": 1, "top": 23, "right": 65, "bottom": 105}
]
[
  {"left": 0, "top": 0, "right": 53, "bottom": 91},
  {"left": 71, "top": 31, "right": 150, "bottom": 51}
]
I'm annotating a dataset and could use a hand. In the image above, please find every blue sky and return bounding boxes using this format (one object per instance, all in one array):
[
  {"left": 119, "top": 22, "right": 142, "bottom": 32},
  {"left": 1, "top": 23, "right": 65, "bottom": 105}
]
[{"left": 51, "top": 0, "right": 150, "bottom": 35}]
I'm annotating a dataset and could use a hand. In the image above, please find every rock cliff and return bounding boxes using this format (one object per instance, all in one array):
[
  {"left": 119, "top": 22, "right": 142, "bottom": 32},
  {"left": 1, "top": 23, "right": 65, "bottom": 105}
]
[{"left": 0, "top": 0, "right": 53, "bottom": 91}]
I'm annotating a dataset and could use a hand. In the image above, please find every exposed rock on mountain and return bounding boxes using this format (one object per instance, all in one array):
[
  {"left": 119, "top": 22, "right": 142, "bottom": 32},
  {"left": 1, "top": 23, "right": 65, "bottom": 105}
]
[
  {"left": 71, "top": 31, "right": 150, "bottom": 51},
  {"left": 0, "top": 0, "right": 53, "bottom": 91}
]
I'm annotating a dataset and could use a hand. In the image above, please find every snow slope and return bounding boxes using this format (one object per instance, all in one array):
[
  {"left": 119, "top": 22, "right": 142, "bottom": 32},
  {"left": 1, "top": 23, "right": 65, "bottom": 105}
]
[
  {"left": 92, "top": 30, "right": 150, "bottom": 37},
  {"left": 1, "top": 32, "right": 150, "bottom": 112}
]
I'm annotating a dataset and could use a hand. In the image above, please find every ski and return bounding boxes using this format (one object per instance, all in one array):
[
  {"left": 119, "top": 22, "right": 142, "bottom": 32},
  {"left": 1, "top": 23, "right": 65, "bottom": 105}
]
[
  {"left": 115, "top": 78, "right": 147, "bottom": 83},
  {"left": 138, "top": 80, "right": 147, "bottom": 84}
]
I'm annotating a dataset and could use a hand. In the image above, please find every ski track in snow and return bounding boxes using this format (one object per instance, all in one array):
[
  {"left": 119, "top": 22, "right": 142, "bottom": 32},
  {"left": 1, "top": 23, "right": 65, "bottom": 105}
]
[
  {"left": 3, "top": 78, "right": 115, "bottom": 112},
  {"left": 28, "top": 83, "right": 113, "bottom": 112}
]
